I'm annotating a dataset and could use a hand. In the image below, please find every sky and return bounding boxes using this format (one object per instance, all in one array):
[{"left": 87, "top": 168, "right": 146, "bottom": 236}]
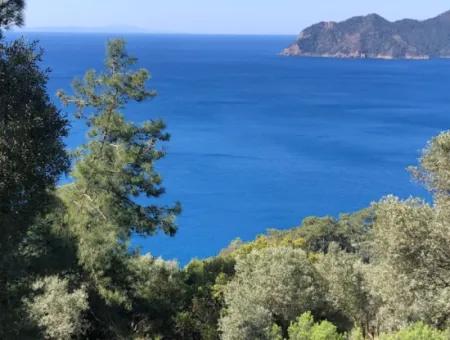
[{"left": 24, "top": 0, "right": 450, "bottom": 35}]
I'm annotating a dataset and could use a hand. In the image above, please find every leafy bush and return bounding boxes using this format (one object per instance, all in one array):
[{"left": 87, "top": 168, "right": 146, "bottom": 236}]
[
  {"left": 288, "top": 312, "right": 344, "bottom": 340},
  {"left": 379, "top": 322, "right": 450, "bottom": 340},
  {"left": 219, "top": 248, "right": 326, "bottom": 339},
  {"left": 25, "top": 276, "right": 88, "bottom": 340}
]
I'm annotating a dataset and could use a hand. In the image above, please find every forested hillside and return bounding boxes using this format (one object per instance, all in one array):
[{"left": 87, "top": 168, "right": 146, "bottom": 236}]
[
  {"left": 282, "top": 10, "right": 450, "bottom": 59},
  {"left": 1, "top": 2, "right": 450, "bottom": 339}
]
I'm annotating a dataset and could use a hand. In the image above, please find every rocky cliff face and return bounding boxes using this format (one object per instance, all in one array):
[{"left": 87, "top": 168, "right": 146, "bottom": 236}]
[{"left": 282, "top": 11, "right": 450, "bottom": 59}]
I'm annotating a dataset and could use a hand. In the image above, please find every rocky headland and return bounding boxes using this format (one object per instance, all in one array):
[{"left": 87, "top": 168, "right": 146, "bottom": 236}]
[{"left": 282, "top": 11, "right": 450, "bottom": 59}]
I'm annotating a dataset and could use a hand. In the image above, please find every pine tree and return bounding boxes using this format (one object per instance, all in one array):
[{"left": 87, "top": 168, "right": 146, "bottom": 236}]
[{"left": 55, "top": 39, "right": 181, "bottom": 337}]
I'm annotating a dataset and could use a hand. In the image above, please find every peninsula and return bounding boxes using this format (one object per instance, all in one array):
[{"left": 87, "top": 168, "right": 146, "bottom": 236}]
[{"left": 282, "top": 11, "right": 450, "bottom": 59}]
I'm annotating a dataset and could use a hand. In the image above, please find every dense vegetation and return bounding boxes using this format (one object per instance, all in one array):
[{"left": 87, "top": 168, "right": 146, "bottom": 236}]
[{"left": 1, "top": 3, "right": 450, "bottom": 339}]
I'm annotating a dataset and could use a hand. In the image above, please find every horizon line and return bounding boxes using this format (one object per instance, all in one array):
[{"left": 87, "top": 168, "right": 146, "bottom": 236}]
[{"left": 13, "top": 26, "right": 298, "bottom": 37}]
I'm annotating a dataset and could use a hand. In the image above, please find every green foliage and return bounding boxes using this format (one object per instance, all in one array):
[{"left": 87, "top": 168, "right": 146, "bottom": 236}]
[
  {"left": 288, "top": 312, "right": 344, "bottom": 340},
  {"left": 410, "top": 130, "right": 450, "bottom": 196},
  {"left": 288, "top": 311, "right": 315, "bottom": 340},
  {"left": 0, "top": 38, "right": 69, "bottom": 235},
  {"left": 223, "top": 208, "right": 374, "bottom": 261},
  {"left": 176, "top": 256, "right": 235, "bottom": 339},
  {"left": 269, "top": 323, "right": 284, "bottom": 340},
  {"left": 0, "top": 0, "right": 24, "bottom": 30},
  {"left": 379, "top": 322, "right": 450, "bottom": 340},
  {"left": 315, "top": 244, "right": 379, "bottom": 337},
  {"left": 370, "top": 196, "right": 450, "bottom": 330},
  {"left": 0, "top": 37, "right": 69, "bottom": 338},
  {"left": 58, "top": 39, "right": 180, "bottom": 239},
  {"left": 124, "top": 255, "right": 185, "bottom": 338},
  {"left": 222, "top": 232, "right": 306, "bottom": 258},
  {"left": 56, "top": 39, "right": 181, "bottom": 313},
  {"left": 219, "top": 247, "right": 326, "bottom": 339},
  {"left": 307, "top": 321, "right": 343, "bottom": 340},
  {"left": 347, "top": 327, "right": 364, "bottom": 340},
  {"left": 25, "top": 276, "right": 88, "bottom": 340},
  {"left": 296, "top": 208, "right": 374, "bottom": 256}
]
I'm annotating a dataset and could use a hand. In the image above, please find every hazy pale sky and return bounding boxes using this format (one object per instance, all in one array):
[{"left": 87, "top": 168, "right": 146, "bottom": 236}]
[{"left": 24, "top": 0, "right": 450, "bottom": 35}]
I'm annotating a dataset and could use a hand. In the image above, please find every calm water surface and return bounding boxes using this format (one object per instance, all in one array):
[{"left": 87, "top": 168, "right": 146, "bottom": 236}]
[{"left": 10, "top": 33, "right": 450, "bottom": 264}]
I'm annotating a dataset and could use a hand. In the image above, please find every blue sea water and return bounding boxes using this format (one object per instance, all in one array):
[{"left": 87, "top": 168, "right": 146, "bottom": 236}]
[{"left": 9, "top": 33, "right": 450, "bottom": 264}]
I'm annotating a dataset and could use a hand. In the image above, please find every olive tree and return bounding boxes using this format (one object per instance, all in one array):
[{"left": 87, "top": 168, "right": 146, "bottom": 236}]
[
  {"left": 0, "top": 38, "right": 68, "bottom": 338},
  {"left": 219, "top": 247, "right": 326, "bottom": 339},
  {"left": 316, "top": 244, "right": 380, "bottom": 337}
]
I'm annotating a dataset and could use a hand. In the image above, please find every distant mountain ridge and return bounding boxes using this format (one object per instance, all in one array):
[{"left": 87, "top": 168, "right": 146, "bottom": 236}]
[{"left": 282, "top": 11, "right": 450, "bottom": 59}]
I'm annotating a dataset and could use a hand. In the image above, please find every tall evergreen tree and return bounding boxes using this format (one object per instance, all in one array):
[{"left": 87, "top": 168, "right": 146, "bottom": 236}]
[{"left": 54, "top": 39, "right": 181, "bottom": 338}]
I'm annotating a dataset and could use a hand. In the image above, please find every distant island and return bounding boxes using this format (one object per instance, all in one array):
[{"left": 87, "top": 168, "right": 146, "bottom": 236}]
[{"left": 282, "top": 10, "right": 450, "bottom": 59}]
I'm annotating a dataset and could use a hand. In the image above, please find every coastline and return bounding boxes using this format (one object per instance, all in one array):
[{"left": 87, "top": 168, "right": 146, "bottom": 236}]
[{"left": 280, "top": 46, "right": 432, "bottom": 60}]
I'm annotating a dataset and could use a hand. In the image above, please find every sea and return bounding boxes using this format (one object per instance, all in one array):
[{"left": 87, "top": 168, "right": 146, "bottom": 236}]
[{"left": 7, "top": 32, "right": 450, "bottom": 264}]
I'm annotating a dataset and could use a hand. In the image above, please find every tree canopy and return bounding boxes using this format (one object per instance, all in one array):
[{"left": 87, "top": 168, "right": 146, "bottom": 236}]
[
  {"left": 0, "top": 0, "right": 25, "bottom": 30},
  {"left": 0, "top": 37, "right": 69, "bottom": 338}
]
